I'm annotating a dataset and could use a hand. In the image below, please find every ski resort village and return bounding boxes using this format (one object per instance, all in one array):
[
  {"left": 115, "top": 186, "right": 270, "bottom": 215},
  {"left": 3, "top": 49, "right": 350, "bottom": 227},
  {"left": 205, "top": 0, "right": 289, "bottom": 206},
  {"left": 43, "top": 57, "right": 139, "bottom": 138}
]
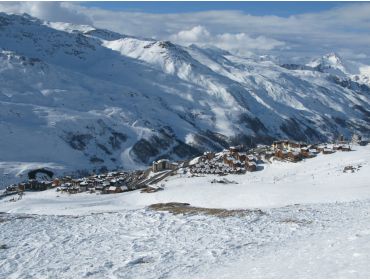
[
  {"left": 1, "top": 135, "right": 367, "bottom": 197},
  {"left": 1, "top": 135, "right": 370, "bottom": 278}
]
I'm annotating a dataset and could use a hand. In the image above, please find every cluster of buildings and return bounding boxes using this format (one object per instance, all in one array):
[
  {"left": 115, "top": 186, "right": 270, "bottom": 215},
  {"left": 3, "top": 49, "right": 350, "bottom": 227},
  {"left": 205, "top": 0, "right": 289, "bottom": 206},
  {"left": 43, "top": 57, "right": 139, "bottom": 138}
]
[
  {"left": 3, "top": 134, "right": 367, "bottom": 195},
  {"left": 55, "top": 170, "right": 147, "bottom": 194},
  {"left": 189, "top": 147, "right": 259, "bottom": 175},
  {"left": 188, "top": 135, "right": 363, "bottom": 176},
  {"left": 270, "top": 137, "right": 357, "bottom": 162},
  {"left": 5, "top": 170, "right": 147, "bottom": 195},
  {"left": 271, "top": 140, "right": 316, "bottom": 162},
  {"left": 5, "top": 179, "right": 58, "bottom": 193}
]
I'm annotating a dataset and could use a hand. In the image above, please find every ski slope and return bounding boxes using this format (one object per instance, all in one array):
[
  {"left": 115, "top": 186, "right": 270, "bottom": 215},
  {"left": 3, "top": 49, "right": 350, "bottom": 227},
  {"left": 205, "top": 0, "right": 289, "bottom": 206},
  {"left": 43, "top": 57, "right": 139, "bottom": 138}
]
[
  {"left": 1, "top": 145, "right": 370, "bottom": 278},
  {"left": 1, "top": 200, "right": 370, "bottom": 278}
]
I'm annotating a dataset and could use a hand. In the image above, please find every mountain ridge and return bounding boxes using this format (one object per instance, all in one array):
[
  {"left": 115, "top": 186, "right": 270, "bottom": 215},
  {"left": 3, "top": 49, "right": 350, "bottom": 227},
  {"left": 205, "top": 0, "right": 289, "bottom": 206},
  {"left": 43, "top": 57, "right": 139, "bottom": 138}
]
[{"left": 1, "top": 12, "right": 370, "bottom": 180}]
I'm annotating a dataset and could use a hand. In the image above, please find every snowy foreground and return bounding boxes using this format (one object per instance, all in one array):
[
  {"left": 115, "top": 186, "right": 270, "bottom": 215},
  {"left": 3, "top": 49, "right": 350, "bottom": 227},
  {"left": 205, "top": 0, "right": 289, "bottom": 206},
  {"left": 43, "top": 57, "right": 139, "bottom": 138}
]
[{"left": 1, "top": 146, "right": 370, "bottom": 278}]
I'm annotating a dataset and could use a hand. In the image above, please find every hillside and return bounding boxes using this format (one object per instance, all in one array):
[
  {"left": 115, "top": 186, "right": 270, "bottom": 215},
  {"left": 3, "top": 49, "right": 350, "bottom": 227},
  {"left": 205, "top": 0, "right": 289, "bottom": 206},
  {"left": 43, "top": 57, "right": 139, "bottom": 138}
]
[
  {"left": 1, "top": 12, "right": 370, "bottom": 183},
  {"left": 1, "top": 145, "right": 370, "bottom": 278}
]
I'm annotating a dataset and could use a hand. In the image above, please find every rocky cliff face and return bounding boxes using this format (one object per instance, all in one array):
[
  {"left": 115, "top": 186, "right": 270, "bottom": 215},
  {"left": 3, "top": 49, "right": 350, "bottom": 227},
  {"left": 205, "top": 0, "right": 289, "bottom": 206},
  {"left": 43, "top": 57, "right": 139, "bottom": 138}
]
[{"left": 1, "top": 12, "right": 369, "bottom": 175}]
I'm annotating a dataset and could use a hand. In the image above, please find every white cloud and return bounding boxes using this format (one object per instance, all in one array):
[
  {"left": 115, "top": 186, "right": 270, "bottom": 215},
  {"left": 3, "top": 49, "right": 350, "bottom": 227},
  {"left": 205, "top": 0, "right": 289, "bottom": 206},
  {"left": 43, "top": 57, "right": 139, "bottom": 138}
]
[
  {"left": 170, "top": 26, "right": 285, "bottom": 56},
  {"left": 0, "top": 2, "right": 92, "bottom": 25},
  {"left": 171, "top": 25, "right": 211, "bottom": 44},
  {"left": 215, "top": 33, "right": 285, "bottom": 52}
]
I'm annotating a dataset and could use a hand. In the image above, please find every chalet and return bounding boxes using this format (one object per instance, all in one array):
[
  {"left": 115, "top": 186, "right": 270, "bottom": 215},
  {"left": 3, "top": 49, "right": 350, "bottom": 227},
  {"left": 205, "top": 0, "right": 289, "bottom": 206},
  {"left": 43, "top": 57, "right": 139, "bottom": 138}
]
[
  {"left": 263, "top": 151, "right": 274, "bottom": 162},
  {"left": 79, "top": 181, "right": 89, "bottom": 192},
  {"left": 57, "top": 185, "right": 68, "bottom": 192},
  {"left": 255, "top": 153, "right": 263, "bottom": 162},
  {"left": 234, "top": 160, "right": 243, "bottom": 168},
  {"left": 272, "top": 140, "right": 288, "bottom": 150},
  {"left": 229, "top": 146, "right": 239, "bottom": 155},
  {"left": 247, "top": 155, "right": 257, "bottom": 163},
  {"left": 5, "top": 185, "right": 17, "bottom": 192},
  {"left": 95, "top": 185, "right": 104, "bottom": 192},
  {"left": 107, "top": 186, "right": 123, "bottom": 194},
  {"left": 316, "top": 145, "right": 327, "bottom": 153},
  {"left": 332, "top": 143, "right": 351, "bottom": 151},
  {"left": 287, "top": 151, "right": 301, "bottom": 162},
  {"left": 235, "top": 167, "right": 246, "bottom": 174},
  {"left": 62, "top": 182, "right": 72, "bottom": 188},
  {"left": 152, "top": 159, "right": 179, "bottom": 173},
  {"left": 68, "top": 187, "right": 79, "bottom": 194},
  {"left": 107, "top": 172, "right": 119, "bottom": 177},
  {"left": 245, "top": 161, "right": 257, "bottom": 172},
  {"left": 225, "top": 159, "right": 236, "bottom": 169},
  {"left": 236, "top": 153, "right": 247, "bottom": 162},
  {"left": 203, "top": 151, "right": 216, "bottom": 160},
  {"left": 215, "top": 168, "right": 223, "bottom": 174},
  {"left": 300, "top": 147, "right": 310, "bottom": 157},
  {"left": 322, "top": 148, "right": 335, "bottom": 154},
  {"left": 52, "top": 178, "right": 60, "bottom": 188},
  {"left": 288, "top": 142, "right": 303, "bottom": 149},
  {"left": 274, "top": 149, "right": 288, "bottom": 159},
  {"left": 337, "top": 134, "right": 347, "bottom": 145},
  {"left": 341, "top": 145, "right": 351, "bottom": 152},
  {"left": 300, "top": 148, "right": 315, "bottom": 158},
  {"left": 62, "top": 176, "right": 72, "bottom": 184},
  {"left": 272, "top": 140, "right": 306, "bottom": 151},
  {"left": 18, "top": 183, "right": 26, "bottom": 192},
  {"left": 223, "top": 155, "right": 234, "bottom": 166},
  {"left": 110, "top": 179, "right": 120, "bottom": 186},
  {"left": 333, "top": 145, "right": 341, "bottom": 151},
  {"left": 25, "top": 179, "right": 52, "bottom": 191}
]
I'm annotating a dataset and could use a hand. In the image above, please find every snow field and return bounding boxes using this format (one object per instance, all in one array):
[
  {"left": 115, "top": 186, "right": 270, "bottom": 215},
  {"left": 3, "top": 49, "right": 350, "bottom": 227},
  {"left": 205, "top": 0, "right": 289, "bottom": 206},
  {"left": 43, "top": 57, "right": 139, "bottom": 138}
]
[
  {"left": 1, "top": 146, "right": 370, "bottom": 278},
  {"left": 1, "top": 200, "right": 370, "bottom": 278}
]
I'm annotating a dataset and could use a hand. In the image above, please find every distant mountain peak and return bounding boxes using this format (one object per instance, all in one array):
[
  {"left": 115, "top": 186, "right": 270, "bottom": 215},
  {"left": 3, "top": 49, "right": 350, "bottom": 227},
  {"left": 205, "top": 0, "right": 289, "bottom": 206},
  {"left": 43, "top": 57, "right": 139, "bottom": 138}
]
[
  {"left": 322, "top": 52, "right": 343, "bottom": 65},
  {"left": 46, "top": 21, "right": 96, "bottom": 34},
  {"left": 307, "top": 52, "right": 348, "bottom": 76}
]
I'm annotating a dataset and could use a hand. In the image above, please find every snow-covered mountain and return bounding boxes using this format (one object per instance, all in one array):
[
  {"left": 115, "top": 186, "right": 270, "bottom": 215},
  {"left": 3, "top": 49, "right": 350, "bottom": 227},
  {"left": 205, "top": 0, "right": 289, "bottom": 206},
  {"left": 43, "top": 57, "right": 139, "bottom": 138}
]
[
  {"left": 307, "top": 52, "right": 348, "bottom": 76},
  {"left": 1, "top": 13, "right": 370, "bottom": 178}
]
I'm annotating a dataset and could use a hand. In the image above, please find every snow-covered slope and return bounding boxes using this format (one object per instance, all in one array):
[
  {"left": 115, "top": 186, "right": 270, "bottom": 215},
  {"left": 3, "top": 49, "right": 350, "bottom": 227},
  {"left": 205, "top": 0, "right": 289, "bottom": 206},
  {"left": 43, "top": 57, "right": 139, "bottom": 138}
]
[
  {"left": 1, "top": 13, "right": 370, "bottom": 183},
  {"left": 1, "top": 145, "right": 370, "bottom": 278}
]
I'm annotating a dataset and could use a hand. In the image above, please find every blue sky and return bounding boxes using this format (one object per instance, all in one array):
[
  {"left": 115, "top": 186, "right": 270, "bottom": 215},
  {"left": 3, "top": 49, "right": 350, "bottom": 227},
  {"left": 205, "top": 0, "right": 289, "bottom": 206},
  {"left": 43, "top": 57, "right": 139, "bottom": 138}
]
[{"left": 82, "top": 1, "right": 349, "bottom": 16}]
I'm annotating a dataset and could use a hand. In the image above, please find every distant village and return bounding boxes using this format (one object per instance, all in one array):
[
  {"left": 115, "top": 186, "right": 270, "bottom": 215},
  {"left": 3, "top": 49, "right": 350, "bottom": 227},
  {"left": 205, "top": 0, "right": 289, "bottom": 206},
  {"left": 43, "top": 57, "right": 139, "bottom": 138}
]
[{"left": 1, "top": 134, "right": 368, "bottom": 199}]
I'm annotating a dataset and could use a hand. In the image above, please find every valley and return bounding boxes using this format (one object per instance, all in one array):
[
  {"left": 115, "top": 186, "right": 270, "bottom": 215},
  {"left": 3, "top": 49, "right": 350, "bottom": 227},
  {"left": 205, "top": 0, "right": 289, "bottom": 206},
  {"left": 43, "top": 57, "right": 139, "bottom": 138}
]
[{"left": 1, "top": 12, "right": 370, "bottom": 180}]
